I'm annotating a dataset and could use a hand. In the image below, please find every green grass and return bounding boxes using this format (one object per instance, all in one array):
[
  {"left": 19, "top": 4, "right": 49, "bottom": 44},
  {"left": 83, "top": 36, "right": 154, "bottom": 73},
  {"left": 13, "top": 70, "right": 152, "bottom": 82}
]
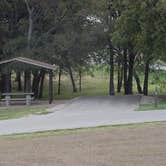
[
  {"left": 41, "top": 69, "right": 166, "bottom": 100},
  {"left": 43, "top": 75, "right": 110, "bottom": 100},
  {"left": 138, "top": 103, "right": 166, "bottom": 111},
  {"left": 10, "top": 67, "right": 165, "bottom": 100},
  {"left": 1, "top": 121, "right": 166, "bottom": 139},
  {"left": 0, "top": 106, "right": 49, "bottom": 120}
]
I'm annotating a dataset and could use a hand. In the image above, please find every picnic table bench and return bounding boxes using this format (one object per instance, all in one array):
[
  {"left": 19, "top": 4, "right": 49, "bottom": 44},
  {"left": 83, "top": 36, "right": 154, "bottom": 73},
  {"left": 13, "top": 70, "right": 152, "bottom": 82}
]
[{"left": 1, "top": 92, "right": 34, "bottom": 106}]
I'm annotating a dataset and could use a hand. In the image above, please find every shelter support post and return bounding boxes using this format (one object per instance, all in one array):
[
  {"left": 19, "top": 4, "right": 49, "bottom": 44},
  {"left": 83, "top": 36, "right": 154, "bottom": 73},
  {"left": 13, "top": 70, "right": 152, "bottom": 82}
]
[
  {"left": 25, "top": 70, "right": 31, "bottom": 106},
  {"left": 4, "top": 71, "right": 11, "bottom": 106},
  {"left": 5, "top": 71, "right": 11, "bottom": 93},
  {"left": 25, "top": 70, "right": 31, "bottom": 93}
]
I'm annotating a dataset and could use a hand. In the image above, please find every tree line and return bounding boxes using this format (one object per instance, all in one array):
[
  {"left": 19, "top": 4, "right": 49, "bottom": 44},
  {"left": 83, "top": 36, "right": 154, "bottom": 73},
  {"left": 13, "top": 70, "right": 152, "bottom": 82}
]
[{"left": 0, "top": 0, "right": 165, "bottom": 98}]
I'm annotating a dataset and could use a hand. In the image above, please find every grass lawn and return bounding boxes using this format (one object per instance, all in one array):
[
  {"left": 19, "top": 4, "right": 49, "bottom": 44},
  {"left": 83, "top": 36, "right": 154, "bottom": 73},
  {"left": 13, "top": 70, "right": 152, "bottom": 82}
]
[
  {"left": 0, "top": 106, "right": 49, "bottom": 121},
  {"left": 138, "top": 103, "right": 166, "bottom": 111}
]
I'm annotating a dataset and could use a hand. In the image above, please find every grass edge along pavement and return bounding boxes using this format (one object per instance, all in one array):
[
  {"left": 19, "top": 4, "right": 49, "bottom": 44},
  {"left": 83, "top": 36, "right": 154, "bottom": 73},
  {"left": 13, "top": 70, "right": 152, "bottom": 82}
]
[
  {"left": 0, "top": 106, "right": 49, "bottom": 121},
  {"left": 137, "top": 102, "right": 166, "bottom": 111},
  {"left": 1, "top": 121, "right": 166, "bottom": 140}
]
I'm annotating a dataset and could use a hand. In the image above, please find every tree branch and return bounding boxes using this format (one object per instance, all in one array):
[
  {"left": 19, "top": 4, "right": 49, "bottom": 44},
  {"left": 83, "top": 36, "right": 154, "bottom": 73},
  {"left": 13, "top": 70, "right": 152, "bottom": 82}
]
[{"left": 24, "top": 0, "right": 32, "bottom": 14}]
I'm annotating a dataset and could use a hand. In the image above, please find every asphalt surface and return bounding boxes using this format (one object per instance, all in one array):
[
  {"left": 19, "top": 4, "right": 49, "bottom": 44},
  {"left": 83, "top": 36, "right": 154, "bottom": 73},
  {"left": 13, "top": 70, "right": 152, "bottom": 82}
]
[{"left": 0, "top": 96, "right": 166, "bottom": 135}]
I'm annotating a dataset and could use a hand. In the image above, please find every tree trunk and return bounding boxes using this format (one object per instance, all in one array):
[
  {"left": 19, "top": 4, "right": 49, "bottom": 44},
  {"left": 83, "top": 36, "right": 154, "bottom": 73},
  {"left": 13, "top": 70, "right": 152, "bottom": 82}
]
[
  {"left": 117, "top": 62, "right": 123, "bottom": 93},
  {"left": 1, "top": 74, "right": 6, "bottom": 94},
  {"left": 79, "top": 69, "right": 82, "bottom": 92},
  {"left": 0, "top": 72, "right": 1, "bottom": 96},
  {"left": 27, "top": 11, "right": 33, "bottom": 49},
  {"left": 57, "top": 66, "right": 62, "bottom": 95},
  {"left": 35, "top": 74, "right": 41, "bottom": 99},
  {"left": 16, "top": 72, "right": 22, "bottom": 91},
  {"left": 123, "top": 49, "right": 128, "bottom": 94},
  {"left": 109, "top": 40, "right": 115, "bottom": 95},
  {"left": 32, "top": 71, "right": 41, "bottom": 98},
  {"left": 24, "top": 72, "right": 26, "bottom": 92},
  {"left": 68, "top": 66, "right": 77, "bottom": 93},
  {"left": 134, "top": 71, "right": 143, "bottom": 94},
  {"left": 32, "top": 71, "right": 38, "bottom": 92},
  {"left": 127, "top": 48, "right": 135, "bottom": 94},
  {"left": 143, "top": 58, "right": 150, "bottom": 96},
  {"left": 24, "top": 0, "right": 33, "bottom": 50}
]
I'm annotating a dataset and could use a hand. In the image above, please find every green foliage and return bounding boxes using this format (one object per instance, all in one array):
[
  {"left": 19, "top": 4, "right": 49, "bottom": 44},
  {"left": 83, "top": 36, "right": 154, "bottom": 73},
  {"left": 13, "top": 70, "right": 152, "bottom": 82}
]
[
  {"left": 3, "top": 36, "right": 27, "bottom": 57},
  {"left": 151, "top": 70, "right": 166, "bottom": 91}
]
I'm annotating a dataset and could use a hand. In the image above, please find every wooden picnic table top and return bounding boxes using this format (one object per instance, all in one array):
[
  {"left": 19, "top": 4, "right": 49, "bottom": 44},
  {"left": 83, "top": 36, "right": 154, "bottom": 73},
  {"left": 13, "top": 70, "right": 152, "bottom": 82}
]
[{"left": 2, "top": 93, "right": 34, "bottom": 96}]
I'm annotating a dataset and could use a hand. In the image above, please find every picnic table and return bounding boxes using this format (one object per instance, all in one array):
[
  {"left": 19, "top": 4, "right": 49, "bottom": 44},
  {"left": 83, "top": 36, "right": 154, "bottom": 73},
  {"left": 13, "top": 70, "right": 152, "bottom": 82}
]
[{"left": 1, "top": 92, "right": 34, "bottom": 106}]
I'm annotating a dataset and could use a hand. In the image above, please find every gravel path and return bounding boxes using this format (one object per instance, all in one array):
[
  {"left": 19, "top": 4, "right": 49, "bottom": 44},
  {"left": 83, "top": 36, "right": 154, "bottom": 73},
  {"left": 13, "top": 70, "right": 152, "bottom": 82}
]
[
  {"left": 0, "top": 95, "right": 166, "bottom": 135},
  {"left": 0, "top": 123, "right": 166, "bottom": 166}
]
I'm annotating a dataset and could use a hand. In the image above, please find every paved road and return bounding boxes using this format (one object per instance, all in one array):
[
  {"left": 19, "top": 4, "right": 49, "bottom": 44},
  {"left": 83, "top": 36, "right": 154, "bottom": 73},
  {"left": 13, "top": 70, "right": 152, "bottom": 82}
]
[{"left": 0, "top": 96, "right": 166, "bottom": 135}]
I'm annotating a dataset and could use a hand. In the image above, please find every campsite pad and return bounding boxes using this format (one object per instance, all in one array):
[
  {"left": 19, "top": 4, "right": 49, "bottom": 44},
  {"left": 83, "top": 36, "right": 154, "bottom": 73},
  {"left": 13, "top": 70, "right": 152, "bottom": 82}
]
[{"left": 0, "top": 96, "right": 166, "bottom": 135}]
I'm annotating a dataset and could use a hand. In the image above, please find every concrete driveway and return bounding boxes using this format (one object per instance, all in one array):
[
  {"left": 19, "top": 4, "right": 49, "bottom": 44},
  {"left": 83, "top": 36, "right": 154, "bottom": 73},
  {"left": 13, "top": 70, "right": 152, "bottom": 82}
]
[{"left": 0, "top": 96, "right": 166, "bottom": 135}]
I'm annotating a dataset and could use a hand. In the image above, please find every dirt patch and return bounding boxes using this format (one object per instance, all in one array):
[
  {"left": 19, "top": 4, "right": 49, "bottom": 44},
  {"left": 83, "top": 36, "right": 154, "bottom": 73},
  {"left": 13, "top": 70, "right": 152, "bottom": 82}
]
[{"left": 0, "top": 124, "right": 166, "bottom": 166}]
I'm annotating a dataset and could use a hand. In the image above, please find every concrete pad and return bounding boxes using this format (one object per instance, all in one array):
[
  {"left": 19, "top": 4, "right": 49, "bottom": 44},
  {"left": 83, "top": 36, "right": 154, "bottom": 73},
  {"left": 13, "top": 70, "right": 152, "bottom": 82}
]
[{"left": 0, "top": 96, "right": 166, "bottom": 135}]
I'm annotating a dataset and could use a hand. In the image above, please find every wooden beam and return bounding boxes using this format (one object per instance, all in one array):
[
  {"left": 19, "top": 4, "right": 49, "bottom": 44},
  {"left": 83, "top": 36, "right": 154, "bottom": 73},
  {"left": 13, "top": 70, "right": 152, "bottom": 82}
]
[{"left": 49, "top": 70, "right": 53, "bottom": 104}]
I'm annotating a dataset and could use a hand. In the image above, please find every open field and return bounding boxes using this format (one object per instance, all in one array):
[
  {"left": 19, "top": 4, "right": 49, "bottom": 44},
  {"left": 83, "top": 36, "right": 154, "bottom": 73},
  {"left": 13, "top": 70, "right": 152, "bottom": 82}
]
[
  {"left": 41, "top": 69, "right": 166, "bottom": 100},
  {"left": 1, "top": 122, "right": 166, "bottom": 166}
]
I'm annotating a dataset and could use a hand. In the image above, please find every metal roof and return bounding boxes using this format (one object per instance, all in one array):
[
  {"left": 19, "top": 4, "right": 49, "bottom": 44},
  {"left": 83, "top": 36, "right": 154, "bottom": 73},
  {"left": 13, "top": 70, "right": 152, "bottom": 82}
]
[{"left": 0, "top": 57, "right": 55, "bottom": 70}]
